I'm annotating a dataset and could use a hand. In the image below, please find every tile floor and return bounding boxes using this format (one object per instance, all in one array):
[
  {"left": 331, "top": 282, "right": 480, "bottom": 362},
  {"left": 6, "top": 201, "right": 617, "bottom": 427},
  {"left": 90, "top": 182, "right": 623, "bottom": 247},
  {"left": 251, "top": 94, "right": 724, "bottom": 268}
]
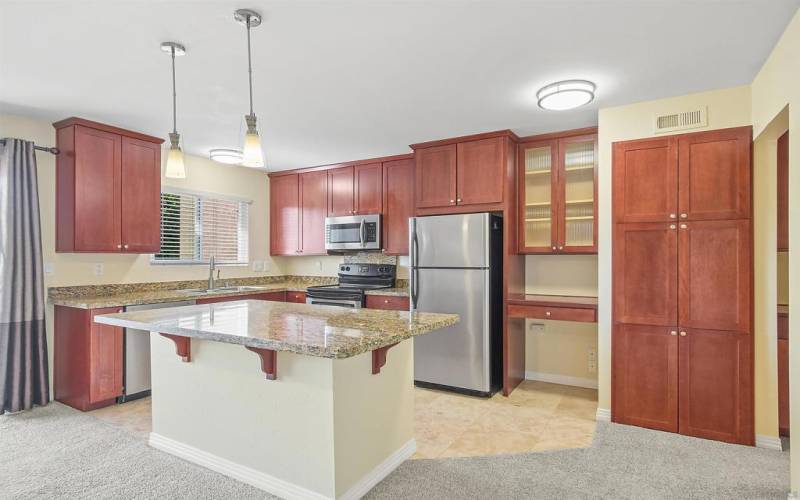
[{"left": 89, "top": 381, "right": 598, "bottom": 459}]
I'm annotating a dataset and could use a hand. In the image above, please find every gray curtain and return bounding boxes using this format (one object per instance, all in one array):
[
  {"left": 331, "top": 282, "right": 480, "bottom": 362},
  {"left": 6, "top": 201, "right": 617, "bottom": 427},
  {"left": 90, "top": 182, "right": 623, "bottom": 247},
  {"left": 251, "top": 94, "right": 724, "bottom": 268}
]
[{"left": 0, "top": 138, "right": 49, "bottom": 414}]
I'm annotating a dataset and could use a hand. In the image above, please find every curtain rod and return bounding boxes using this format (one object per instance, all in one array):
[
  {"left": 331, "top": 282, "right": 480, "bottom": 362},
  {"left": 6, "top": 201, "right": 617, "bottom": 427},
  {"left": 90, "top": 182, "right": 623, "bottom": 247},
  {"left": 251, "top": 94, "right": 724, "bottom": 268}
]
[{"left": 0, "top": 138, "right": 59, "bottom": 155}]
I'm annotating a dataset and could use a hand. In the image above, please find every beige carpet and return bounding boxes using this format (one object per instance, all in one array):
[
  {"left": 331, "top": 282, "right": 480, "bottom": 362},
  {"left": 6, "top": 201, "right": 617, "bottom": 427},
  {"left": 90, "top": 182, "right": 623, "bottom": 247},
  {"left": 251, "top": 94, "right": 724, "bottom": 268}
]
[{"left": 1, "top": 403, "right": 789, "bottom": 499}]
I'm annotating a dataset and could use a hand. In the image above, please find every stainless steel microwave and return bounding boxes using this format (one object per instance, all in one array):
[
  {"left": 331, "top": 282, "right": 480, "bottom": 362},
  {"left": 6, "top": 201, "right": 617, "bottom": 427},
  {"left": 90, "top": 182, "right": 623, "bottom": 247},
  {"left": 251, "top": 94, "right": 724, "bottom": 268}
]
[{"left": 325, "top": 214, "right": 381, "bottom": 251}]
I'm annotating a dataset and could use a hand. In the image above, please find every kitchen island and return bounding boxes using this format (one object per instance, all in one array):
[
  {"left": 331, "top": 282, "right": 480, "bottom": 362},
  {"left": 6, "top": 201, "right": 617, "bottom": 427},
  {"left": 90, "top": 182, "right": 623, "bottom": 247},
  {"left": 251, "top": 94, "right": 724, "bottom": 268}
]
[{"left": 95, "top": 300, "right": 457, "bottom": 500}]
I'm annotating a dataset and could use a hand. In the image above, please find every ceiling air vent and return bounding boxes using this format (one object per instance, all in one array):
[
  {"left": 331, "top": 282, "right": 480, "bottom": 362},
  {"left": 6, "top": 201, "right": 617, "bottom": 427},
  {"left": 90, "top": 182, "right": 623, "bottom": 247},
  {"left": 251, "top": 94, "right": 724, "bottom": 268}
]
[{"left": 653, "top": 106, "right": 707, "bottom": 134}]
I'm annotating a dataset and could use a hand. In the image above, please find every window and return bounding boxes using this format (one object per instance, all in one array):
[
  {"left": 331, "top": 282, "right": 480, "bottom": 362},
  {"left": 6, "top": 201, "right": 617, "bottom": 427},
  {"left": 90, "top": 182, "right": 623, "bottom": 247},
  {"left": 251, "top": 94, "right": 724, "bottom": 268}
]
[{"left": 153, "top": 189, "right": 250, "bottom": 265}]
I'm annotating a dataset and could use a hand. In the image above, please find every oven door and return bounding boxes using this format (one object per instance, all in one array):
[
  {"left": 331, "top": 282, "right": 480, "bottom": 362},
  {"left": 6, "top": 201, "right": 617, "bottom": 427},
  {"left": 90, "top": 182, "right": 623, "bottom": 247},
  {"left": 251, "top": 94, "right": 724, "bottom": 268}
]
[
  {"left": 306, "top": 296, "right": 362, "bottom": 308},
  {"left": 325, "top": 214, "right": 381, "bottom": 251}
]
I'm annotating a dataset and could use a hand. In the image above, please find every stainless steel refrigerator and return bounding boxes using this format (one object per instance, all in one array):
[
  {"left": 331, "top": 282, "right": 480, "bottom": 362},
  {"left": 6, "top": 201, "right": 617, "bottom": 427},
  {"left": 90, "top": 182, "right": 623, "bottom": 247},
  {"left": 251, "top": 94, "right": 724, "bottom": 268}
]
[{"left": 409, "top": 212, "right": 503, "bottom": 396}]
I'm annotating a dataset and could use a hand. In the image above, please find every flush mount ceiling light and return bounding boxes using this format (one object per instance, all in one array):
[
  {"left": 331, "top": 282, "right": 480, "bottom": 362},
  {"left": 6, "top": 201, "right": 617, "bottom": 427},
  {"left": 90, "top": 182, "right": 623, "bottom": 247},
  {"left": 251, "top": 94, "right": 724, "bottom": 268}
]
[
  {"left": 234, "top": 8, "right": 265, "bottom": 168},
  {"left": 161, "top": 41, "right": 187, "bottom": 179},
  {"left": 209, "top": 148, "right": 244, "bottom": 165},
  {"left": 537, "top": 80, "right": 596, "bottom": 111}
]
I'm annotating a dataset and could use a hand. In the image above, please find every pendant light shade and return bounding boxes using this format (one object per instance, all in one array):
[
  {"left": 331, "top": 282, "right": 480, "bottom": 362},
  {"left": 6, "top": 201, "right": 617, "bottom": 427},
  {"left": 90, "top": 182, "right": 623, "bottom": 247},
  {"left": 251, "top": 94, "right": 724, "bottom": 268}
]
[
  {"left": 161, "top": 41, "right": 187, "bottom": 178},
  {"left": 235, "top": 9, "right": 265, "bottom": 168}
]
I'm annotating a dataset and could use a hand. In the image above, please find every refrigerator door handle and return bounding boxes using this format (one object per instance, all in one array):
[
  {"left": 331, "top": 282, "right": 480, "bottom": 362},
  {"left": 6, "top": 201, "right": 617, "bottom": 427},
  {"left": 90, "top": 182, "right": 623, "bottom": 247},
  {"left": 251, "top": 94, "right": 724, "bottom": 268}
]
[{"left": 410, "top": 218, "right": 419, "bottom": 311}]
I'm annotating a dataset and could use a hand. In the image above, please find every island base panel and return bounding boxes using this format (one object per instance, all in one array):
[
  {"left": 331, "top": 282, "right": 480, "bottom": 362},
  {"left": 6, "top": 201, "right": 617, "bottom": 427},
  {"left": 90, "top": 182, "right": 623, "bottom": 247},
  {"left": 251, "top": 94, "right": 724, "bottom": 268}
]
[{"left": 148, "top": 332, "right": 415, "bottom": 499}]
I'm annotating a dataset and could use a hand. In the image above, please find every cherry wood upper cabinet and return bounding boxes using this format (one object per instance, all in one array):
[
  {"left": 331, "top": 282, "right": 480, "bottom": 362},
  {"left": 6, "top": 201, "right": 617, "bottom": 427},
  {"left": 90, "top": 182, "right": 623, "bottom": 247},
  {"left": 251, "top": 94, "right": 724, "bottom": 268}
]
[
  {"left": 612, "top": 323, "right": 678, "bottom": 433},
  {"left": 382, "top": 158, "right": 414, "bottom": 255},
  {"left": 415, "top": 144, "right": 457, "bottom": 209},
  {"left": 299, "top": 170, "right": 328, "bottom": 255},
  {"left": 519, "top": 129, "right": 597, "bottom": 254},
  {"left": 354, "top": 163, "right": 383, "bottom": 214},
  {"left": 54, "top": 117, "right": 163, "bottom": 253},
  {"left": 678, "top": 328, "right": 753, "bottom": 445},
  {"left": 778, "top": 131, "right": 789, "bottom": 251},
  {"left": 269, "top": 174, "right": 300, "bottom": 256},
  {"left": 327, "top": 166, "right": 355, "bottom": 216},
  {"left": 457, "top": 137, "right": 505, "bottom": 206},
  {"left": 120, "top": 136, "right": 161, "bottom": 253},
  {"left": 613, "top": 137, "right": 678, "bottom": 223},
  {"left": 678, "top": 127, "right": 751, "bottom": 221},
  {"left": 613, "top": 223, "right": 678, "bottom": 327},
  {"left": 678, "top": 219, "right": 751, "bottom": 333}
]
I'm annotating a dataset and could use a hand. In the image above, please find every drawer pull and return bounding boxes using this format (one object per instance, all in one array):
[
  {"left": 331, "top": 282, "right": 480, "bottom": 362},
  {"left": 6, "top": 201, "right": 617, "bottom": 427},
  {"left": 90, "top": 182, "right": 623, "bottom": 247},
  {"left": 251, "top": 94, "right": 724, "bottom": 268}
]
[{"left": 545, "top": 311, "right": 551, "bottom": 316}]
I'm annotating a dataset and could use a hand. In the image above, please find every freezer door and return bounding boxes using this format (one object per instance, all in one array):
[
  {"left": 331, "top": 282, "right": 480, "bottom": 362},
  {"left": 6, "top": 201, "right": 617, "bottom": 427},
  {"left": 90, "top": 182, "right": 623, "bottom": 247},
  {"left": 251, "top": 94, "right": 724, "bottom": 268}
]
[
  {"left": 412, "top": 213, "right": 489, "bottom": 268},
  {"left": 413, "top": 268, "right": 490, "bottom": 392}
]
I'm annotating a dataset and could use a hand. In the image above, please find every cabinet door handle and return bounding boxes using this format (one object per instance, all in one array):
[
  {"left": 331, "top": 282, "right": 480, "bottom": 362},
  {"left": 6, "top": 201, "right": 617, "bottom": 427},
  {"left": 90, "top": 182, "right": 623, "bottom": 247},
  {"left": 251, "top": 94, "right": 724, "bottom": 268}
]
[
  {"left": 680, "top": 224, "right": 687, "bottom": 229},
  {"left": 680, "top": 331, "right": 687, "bottom": 337},
  {"left": 670, "top": 330, "right": 677, "bottom": 336},
  {"left": 123, "top": 244, "right": 129, "bottom": 249},
  {"left": 457, "top": 198, "right": 462, "bottom": 203},
  {"left": 558, "top": 246, "right": 564, "bottom": 250},
  {"left": 669, "top": 224, "right": 676, "bottom": 230},
  {"left": 450, "top": 199, "right": 455, "bottom": 204},
  {"left": 680, "top": 213, "right": 688, "bottom": 219},
  {"left": 384, "top": 299, "right": 389, "bottom": 304},
  {"left": 545, "top": 311, "right": 551, "bottom": 316},
  {"left": 552, "top": 246, "right": 557, "bottom": 251},
  {"left": 669, "top": 213, "right": 677, "bottom": 219},
  {"left": 116, "top": 244, "right": 122, "bottom": 249}
]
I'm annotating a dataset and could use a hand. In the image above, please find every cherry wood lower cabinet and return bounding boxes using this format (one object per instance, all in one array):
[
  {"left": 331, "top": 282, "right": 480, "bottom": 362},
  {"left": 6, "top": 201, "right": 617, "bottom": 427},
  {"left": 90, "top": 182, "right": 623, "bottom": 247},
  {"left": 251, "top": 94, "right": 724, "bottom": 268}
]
[
  {"left": 365, "top": 295, "right": 409, "bottom": 311},
  {"left": 678, "top": 328, "right": 753, "bottom": 445},
  {"left": 54, "top": 306, "right": 124, "bottom": 411},
  {"left": 286, "top": 291, "right": 307, "bottom": 303},
  {"left": 613, "top": 324, "right": 678, "bottom": 433},
  {"left": 195, "top": 291, "right": 287, "bottom": 304},
  {"left": 779, "top": 337, "right": 790, "bottom": 436}
]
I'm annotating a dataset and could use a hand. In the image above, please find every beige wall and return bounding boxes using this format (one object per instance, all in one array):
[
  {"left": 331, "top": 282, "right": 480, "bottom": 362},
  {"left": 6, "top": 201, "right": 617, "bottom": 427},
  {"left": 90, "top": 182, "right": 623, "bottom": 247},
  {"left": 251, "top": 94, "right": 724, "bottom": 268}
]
[
  {"left": 751, "top": 8, "right": 800, "bottom": 492},
  {"left": 596, "top": 85, "right": 753, "bottom": 416},
  {"left": 0, "top": 113, "right": 278, "bottom": 392},
  {"left": 524, "top": 255, "right": 598, "bottom": 385}
]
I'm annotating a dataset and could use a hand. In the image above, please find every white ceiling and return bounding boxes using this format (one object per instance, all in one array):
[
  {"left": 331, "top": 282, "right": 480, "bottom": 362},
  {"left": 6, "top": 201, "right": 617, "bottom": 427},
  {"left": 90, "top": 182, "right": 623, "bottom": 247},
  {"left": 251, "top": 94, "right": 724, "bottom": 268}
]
[{"left": 1, "top": 0, "right": 798, "bottom": 171}]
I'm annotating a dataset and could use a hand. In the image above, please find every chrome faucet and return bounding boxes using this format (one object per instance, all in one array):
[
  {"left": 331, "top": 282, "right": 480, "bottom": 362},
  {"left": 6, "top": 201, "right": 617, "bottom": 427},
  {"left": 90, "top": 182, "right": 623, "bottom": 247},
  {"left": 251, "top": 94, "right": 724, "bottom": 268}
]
[{"left": 208, "top": 255, "right": 217, "bottom": 290}]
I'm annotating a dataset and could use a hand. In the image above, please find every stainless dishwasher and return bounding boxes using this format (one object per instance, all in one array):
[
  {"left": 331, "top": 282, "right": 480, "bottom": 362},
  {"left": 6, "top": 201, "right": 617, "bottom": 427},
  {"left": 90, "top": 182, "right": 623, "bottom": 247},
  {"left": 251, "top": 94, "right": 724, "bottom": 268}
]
[{"left": 121, "top": 300, "right": 195, "bottom": 402}]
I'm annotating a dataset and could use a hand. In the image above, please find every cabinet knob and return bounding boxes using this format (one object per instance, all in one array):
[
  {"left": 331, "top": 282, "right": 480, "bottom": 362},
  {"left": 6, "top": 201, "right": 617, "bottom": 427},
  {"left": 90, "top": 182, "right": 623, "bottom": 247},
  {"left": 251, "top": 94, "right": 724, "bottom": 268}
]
[
  {"left": 450, "top": 199, "right": 455, "bottom": 204},
  {"left": 558, "top": 246, "right": 564, "bottom": 251},
  {"left": 545, "top": 311, "right": 551, "bottom": 316},
  {"left": 457, "top": 198, "right": 462, "bottom": 203},
  {"left": 679, "top": 224, "right": 687, "bottom": 229},
  {"left": 680, "top": 331, "right": 687, "bottom": 337},
  {"left": 384, "top": 299, "right": 389, "bottom": 304},
  {"left": 669, "top": 213, "right": 677, "bottom": 219},
  {"left": 670, "top": 330, "right": 677, "bottom": 336},
  {"left": 680, "top": 213, "right": 688, "bottom": 219},
  {"left": 669, "top": 224, "right": 676, "bottom": 230},
  {"left": 552, "top": 246, "right": 557, "bottom": 251},
  {"left": 123, "top": 244, "right": 129, "bottom": 249},
  {"left": 116, "top": 244, "right": 122, "bottom": 249}
]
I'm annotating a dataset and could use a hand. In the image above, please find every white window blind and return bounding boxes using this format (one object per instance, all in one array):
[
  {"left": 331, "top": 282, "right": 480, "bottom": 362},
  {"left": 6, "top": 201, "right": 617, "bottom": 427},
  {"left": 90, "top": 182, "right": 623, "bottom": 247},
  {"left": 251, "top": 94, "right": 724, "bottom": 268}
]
[{"left": 153, "top": 190, "right": 250, "bottom": 265}]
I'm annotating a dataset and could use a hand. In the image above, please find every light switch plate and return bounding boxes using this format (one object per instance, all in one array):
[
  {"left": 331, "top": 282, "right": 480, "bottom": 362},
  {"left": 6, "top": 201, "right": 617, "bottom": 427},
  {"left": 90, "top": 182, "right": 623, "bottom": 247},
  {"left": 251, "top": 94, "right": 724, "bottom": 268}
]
[
  {"left": 252, "top": 260, "right": 264, "bottom": 272},
  {"left": 43, "top": 262, "right": 54, "bottom": 275}
]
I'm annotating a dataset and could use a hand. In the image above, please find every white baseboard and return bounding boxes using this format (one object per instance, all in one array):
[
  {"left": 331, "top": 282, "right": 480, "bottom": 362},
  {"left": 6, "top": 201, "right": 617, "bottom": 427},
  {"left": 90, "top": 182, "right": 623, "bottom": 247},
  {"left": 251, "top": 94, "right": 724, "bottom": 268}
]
[
  {"left": 595, "top": 408, "right": 611, "bottom": 422},
  {"left": 149, "top": 432, "right": 329, "bottom": 500},
  {"left": 149, "top": 432, "right": 414, "bottom": 500},
  {"left": 755, "top": 434, "right": 784, "bottom": 451},
  {"left": 525, "top": 370, "right": 598, "bottom": 389},
  {"left": 339, "top": 439, "right": 416, "bottom": 500}
]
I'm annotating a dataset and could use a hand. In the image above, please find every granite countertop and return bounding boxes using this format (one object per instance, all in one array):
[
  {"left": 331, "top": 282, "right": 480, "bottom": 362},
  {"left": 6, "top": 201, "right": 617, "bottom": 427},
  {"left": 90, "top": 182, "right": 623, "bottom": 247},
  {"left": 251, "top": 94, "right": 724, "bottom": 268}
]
[
  {"left": 49, "top": 276, "right": 409, "bottom": 309},
  {"left": 94, "top": 300, "right": 457, "bottom": 359}
]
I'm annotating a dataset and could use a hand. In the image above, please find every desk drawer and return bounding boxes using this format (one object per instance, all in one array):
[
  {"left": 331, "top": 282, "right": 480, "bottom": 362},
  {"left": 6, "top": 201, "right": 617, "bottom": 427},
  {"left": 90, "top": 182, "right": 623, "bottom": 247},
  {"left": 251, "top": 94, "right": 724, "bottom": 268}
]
[{"left": 507, "top": 304, "right": 596, "bottom": 323}]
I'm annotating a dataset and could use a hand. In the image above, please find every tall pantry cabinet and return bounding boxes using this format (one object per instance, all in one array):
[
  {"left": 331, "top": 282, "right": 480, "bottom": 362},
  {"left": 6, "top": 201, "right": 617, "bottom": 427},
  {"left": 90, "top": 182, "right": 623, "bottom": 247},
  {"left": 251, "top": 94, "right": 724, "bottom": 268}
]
[{"left": 612, "top": 126, "right": 753, "bottom": 445}]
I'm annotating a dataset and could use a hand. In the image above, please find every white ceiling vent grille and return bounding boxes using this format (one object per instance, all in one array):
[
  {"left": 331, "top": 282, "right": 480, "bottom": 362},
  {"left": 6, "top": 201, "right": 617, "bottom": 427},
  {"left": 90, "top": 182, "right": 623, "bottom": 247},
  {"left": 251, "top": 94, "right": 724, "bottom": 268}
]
[{"left": 653, "top": 106, "right": 708, "bottom": 134}]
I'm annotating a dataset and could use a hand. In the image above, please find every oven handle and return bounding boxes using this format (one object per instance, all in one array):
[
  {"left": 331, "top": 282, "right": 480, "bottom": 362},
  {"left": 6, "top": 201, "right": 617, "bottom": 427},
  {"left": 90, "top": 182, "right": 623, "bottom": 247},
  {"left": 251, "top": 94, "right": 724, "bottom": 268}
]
[{"left": 359, "top": 219, "right": 366, "bottom": 247}]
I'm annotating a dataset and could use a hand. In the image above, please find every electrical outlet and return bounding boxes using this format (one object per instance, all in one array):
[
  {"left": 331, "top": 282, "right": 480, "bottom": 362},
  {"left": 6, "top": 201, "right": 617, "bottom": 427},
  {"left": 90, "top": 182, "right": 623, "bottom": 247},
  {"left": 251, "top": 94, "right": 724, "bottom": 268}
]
[
  {"left": 588, "top": 348, "right": 597, "bottom": 373},
  {"left": 43, "top": 262, "right": 54, "bottom": 275},
  {"left": 252, "top": 260, "right": 264, "bottom": 272},
  {"left": 316, "top": 260, "right": 323, "bottom": 271},
  {"left": 262, "top": 260, "right": 270, "bottom": 272},
  {"left": 528, "top": 323, "right": 545, "bottom": 334},
  {"left": 92, "top": 263, "right": 104, "bottom": 276}
]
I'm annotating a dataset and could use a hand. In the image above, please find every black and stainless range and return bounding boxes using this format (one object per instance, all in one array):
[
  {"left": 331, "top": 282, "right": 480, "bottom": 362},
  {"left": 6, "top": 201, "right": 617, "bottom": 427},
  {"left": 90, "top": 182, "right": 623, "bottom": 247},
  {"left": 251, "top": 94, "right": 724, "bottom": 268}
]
[{"left": 306, "top": 263, "right": 396, "bottom": 308}]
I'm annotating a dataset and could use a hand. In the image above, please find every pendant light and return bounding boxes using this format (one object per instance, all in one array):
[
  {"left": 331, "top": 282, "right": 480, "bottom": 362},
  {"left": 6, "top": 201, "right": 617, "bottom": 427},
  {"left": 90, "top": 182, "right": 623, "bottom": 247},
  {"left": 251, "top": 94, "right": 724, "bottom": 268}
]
[
  {"left": 234, "top": 8, "right": 265, "bottom": 168},
  {"left": 161, "top": 41, "right": 187, "bottom": 178}
]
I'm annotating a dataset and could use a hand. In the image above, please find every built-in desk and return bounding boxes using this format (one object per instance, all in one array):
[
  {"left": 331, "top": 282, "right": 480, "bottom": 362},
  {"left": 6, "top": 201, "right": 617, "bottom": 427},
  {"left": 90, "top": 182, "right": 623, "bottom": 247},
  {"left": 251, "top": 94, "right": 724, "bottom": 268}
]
[{"left": 507, "top": 294, "right": 598, "bottom": 323}]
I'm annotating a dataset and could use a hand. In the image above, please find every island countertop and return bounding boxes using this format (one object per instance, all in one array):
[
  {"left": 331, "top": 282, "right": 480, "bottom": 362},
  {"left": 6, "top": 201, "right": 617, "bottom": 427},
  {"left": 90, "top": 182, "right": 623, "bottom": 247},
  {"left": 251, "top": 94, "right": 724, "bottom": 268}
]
[{"left": 94, "top": 300, "right": 457, "bottom": 359}]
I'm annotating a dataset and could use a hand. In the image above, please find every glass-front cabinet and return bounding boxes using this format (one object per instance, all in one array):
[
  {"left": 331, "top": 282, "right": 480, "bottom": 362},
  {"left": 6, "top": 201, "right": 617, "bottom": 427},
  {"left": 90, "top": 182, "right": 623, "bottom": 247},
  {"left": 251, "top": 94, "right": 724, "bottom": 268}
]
[{"left": 518, "top": 131, "right": 597, "bottom": 254}]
